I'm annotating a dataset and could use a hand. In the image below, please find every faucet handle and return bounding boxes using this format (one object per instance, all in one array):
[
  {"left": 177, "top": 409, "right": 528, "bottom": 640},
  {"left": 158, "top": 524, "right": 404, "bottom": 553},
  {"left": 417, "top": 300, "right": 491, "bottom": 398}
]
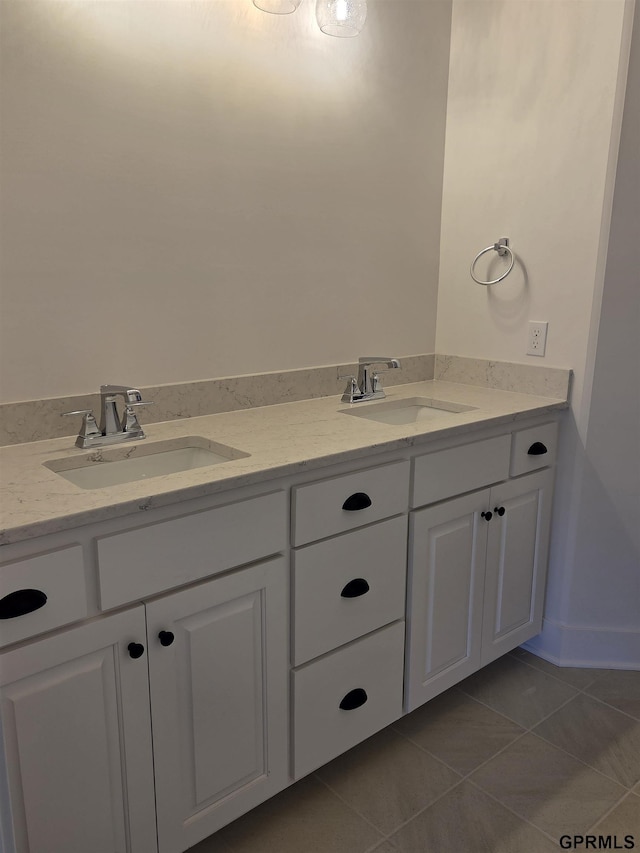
[
  {"left": 339, "top": 375, "right": 361, "bottom": 403},
  {"left": 122, "top": 401, "right": 153, "bottom": 435},
  {"left": 62, "top": 410, "right": 101, "bottom": 445}
]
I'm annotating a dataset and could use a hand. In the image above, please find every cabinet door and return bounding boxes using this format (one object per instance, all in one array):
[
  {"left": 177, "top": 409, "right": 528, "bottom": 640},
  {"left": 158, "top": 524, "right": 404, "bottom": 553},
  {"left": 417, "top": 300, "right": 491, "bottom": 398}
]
[
  {"left": 0, "top": 608, "right": 156, "bottom": 853},
  {"left": 147, "top": 557, "right": 289, "bottom": 853},
  {"left": 405, "top": 491, "right": 489, "bottom": 713},
  {"left": 482, "top": 468, "right": 554, "bottom": 665}
]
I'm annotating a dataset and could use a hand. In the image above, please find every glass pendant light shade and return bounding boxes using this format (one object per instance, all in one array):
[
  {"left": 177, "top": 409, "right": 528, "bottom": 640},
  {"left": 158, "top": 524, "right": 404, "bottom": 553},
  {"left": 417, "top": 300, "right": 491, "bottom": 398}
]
[
  {"left": 253, "top": 0, "right": 302, "bottom": 13},
  {"left": 315, "top": 0, "right": 367, "bottom": 37}
]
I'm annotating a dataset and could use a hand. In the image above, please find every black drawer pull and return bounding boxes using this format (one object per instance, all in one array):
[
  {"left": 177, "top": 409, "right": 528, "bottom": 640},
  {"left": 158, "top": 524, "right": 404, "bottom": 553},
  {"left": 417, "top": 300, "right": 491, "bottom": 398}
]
[
  {"left": 342, "top": 492, "right": 372, "bottom": 512},
  {"left": 339, "top": 688, "right": 368, "bottom": 711},
  {"left": 481, "top": 510, "right": 493, "bottom": 521},
  {"left": 528, "top": 441, "right": 548, "bottom": 456},
  {"left": 494, "top": 506, "right": 506, "bottom": 517},
  {"left": 0, "top": 589, "right": 48, "bottom": 620},
  {"left": 340, "top": 578, "right": 370, "bottom": 598},
  {"left": 128, "top": 642, "right": 145, "bottom": 659},
  {"left": 158, "top": 630, "right": 175, "bottom": 647}
]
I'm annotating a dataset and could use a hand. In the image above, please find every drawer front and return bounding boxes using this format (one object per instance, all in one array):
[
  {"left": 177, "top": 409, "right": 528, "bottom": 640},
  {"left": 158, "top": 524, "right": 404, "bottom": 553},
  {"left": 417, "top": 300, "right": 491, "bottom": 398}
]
[
  {"left": 0, "top": 546, "right": 87, "bottom": 648},
  {"left": 292, "top": 460, "right": 410, "bottom": 546},
  {"left": 510, "top": 421, "right": 558, "bottom": 477},
  {"left": 292, "top": 621, "right": 405, "bottom": 779},
  {"left": 412, "top": 435, "right": 510, "bottom": 508},
  {"left": 293, "top": 516, "right": 407, "bottom": 666},
  {"left": 97, "top": 490, "right": 287, "bottom": 609}
]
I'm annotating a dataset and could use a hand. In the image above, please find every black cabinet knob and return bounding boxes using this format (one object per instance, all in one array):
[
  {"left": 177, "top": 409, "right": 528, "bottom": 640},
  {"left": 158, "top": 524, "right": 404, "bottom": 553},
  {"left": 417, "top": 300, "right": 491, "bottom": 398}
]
[
  {"left": 481, "top": 510, "right": 493, "bottom": 521},
  {"left": 528, "top": 441, "right": 548, "bottom": 456},
  {"left": 0, "top": 588, "right": 47, "bottom": 620},
  {"left": 158, "top": 630, "right": 175, "bottom": 647},
  {"left": 339, "top": 688, "right": 368, "bottom": 711},
  {"left": 494, "top": 506, "right": 506, "bottom": 516},
  {"left": 340, "top": 578, "right": 370, "bottom": 598},
  {"left": 342, "top": 492, "right": 372, "bottom": 512},
  {"left": 128, "top": 642, "right": 145, "bottom": 659}
]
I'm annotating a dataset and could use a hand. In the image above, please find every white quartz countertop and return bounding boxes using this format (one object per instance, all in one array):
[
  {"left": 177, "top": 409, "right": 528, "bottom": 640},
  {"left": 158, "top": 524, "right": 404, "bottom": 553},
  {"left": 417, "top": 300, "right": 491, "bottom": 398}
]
[{"left": 0, "top": 380, "right": 568, "bottom": 546}]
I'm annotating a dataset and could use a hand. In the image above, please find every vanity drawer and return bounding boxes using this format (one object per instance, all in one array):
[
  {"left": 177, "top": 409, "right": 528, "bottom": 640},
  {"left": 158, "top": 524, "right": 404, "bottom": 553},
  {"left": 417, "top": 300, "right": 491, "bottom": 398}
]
[
  {"left": 510, "top": 422, "right": 558, "bottom": 477},
  {"left": 97, "top": 490, "right": 287, "bottom": 609},
  {"left": 292, "top": 460, "right": 410, "bottom": 546},
  {"left": 412, "top": 435, "right": 510, "bottom": 508},
  {"left": 292, "top": 621, "right": 405, "bottom": 779},
  {"left": 0, "top": 546, "right": 88, "bottom": 648},
  {"left": 292, "top": 516, "right": 407, "bottom": 666}
]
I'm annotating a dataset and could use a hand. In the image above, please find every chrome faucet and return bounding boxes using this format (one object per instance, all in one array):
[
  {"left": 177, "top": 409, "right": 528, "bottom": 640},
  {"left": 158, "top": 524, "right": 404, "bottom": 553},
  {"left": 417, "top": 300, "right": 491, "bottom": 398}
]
[
  {"left": 63, "top": 384, "right": 153, "bottom": 448},
  {"left": 341, "top": 357, "right": 401, "bottom": 403},
  {"left": 99, "top": 385, "right": 147, "bottom": 436}
]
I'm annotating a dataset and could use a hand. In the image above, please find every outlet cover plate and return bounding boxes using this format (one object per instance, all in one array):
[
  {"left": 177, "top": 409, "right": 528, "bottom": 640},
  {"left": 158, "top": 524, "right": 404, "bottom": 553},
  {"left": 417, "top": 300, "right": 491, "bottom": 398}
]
[{"left": 527, "top": 321, "right": 548, "bottom": 356}]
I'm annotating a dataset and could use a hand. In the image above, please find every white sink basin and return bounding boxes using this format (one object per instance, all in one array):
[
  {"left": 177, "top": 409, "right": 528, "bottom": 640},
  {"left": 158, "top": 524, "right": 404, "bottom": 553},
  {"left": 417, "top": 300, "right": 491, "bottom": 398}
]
[
  {"left": 45, "top": 437, "right": 249, "bottom": 490},
  {"left": 340, "top": 396, "right": 477, "bottom": 425}
]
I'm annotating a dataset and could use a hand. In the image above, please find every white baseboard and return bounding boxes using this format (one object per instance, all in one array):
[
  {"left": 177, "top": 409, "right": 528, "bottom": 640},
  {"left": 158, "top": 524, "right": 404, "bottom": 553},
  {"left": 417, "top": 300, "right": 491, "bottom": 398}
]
[{"left": 523, "top": 617, "right": 640, "bottom": 670}]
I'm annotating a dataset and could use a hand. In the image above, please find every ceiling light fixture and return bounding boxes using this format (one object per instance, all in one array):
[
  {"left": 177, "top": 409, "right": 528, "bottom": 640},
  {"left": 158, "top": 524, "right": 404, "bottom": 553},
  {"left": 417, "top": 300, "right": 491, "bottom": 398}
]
[
  {"left": 316, "top": 0, "right": 367, "bottom": 38},
  {"left": 253, "top": 0, "right": 367, "bottom": 37},
  {"left": 253, "top": 0, "right": 302, "bottom": 14}
]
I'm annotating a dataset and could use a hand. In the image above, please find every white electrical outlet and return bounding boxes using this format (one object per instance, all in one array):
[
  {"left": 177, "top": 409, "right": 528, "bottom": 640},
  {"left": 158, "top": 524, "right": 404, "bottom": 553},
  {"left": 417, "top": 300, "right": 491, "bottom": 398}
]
[{"left": 527, "top": 321, "right": 548, "bottom": 356}]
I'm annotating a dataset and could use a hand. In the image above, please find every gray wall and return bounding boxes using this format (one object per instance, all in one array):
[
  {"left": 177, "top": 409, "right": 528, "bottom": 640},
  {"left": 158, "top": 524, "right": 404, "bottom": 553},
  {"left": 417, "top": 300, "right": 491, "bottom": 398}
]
[
  {"left": 528, "top": 1, "right": 639, "bottom": 667},
  {"left": 570, "top": 4, "right": 640, "bottom": 641}
]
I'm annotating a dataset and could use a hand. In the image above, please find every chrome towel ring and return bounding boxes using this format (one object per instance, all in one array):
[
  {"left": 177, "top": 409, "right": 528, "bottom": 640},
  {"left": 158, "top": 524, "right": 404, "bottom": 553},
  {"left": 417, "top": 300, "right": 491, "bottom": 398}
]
[{"left": 470, "top": 237, "right": 515, "bottom": 285}]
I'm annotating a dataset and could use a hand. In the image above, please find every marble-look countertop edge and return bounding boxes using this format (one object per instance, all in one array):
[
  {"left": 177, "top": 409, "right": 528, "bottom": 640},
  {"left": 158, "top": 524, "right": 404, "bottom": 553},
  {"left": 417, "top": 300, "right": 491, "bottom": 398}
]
[{"left": 0, "top": 381, "right": 568, "bottom": 547}]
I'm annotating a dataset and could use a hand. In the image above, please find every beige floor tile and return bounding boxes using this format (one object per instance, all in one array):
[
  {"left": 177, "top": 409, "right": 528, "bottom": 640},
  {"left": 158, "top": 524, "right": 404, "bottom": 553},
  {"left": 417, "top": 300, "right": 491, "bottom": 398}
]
[
  {"left": 389, "top": 781, "right": 559, "bottom": 853},
  {"left": 591, "top": 792, "right": 640, "bottom": 838},
  {"left": 216, "top": 776, "right": 384, "bottom": 853},
  {"left": 470, "top": 732, "right": 626, "bottom": 837},
  {"left": 369, "top": 844, "right": 396, "bottom": 853},
  {"left": 533, "top": 693, "right": 640, "bottom": 788},
  {"left": 393, "top": 688, "right": 524, "bottom": 775},
  {"left": 510, "top": 648, "right": 605, "bottom": 689},
  {"left": 315, "top": 727, "right": 460, "bottom": 835},
  {"left": 458, "top": 655, "right": 577, "bottom": 728},
  {"left": 586, "top": 670, "right": 640, "bottom": 720}
]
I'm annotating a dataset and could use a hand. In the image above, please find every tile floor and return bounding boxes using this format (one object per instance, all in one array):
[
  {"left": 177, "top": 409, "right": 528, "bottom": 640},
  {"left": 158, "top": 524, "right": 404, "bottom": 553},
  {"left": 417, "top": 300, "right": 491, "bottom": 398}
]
[{"left": 188, "top": 649, "right": 640, "bottom": 853}]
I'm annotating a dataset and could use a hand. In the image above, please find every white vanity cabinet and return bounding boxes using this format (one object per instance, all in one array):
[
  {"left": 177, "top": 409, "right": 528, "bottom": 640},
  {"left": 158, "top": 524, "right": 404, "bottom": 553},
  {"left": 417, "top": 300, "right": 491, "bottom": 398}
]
[
  {"left": 146, "top": 557, "right": 289, "bottom": 853},
  {"left": 0, "top": 489, "right": 289, "bottom": 853},
  {"left": 290, "top": 461, "right": 409, "bottom": 778},
  {"left": 0, "top": 560, "right": 289, "bottom": 853},
  {"left": 405, "top": 425, "right": 557, "bottom": 712},
  {"left": 481, "top": 467, "right": 554, "bottom": 666},
  {"left": 405, "top": 489, "right": 489, "bottom": 709},
  {"left": 0, "top": 606, "right": 157, "bottom": 853},
  {"left": 0, "top": 411, "right": 561, "bottom": 853}
]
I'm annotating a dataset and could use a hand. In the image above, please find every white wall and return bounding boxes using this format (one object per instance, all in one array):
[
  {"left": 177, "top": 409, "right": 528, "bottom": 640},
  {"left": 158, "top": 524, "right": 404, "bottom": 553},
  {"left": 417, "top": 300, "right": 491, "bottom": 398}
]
[
  {"left": 436, "top": 0, "right": 628, "bottom": 422},
  {"left": 0, "top": 0, "right": 451, "bottom": 403},
  {"left": 438, "top": 0, "right": 638, "bottom": 668}
]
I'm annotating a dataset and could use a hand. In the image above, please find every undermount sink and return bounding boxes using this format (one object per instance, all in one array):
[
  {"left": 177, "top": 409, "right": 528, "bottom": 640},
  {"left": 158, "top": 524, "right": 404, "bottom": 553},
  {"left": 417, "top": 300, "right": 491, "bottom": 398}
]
[
  {"left": 340, "top": 396, "right": 477, "bottom": 425},
  {"left": 44, "top": 436, "right": 250, "bottom": 490}
]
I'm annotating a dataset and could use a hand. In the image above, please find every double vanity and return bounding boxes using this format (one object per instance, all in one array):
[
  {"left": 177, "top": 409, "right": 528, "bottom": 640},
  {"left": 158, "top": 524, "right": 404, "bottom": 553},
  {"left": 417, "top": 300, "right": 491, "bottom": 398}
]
[{"left": 0, "top": 367, "right": 568, "bottom": 853}]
